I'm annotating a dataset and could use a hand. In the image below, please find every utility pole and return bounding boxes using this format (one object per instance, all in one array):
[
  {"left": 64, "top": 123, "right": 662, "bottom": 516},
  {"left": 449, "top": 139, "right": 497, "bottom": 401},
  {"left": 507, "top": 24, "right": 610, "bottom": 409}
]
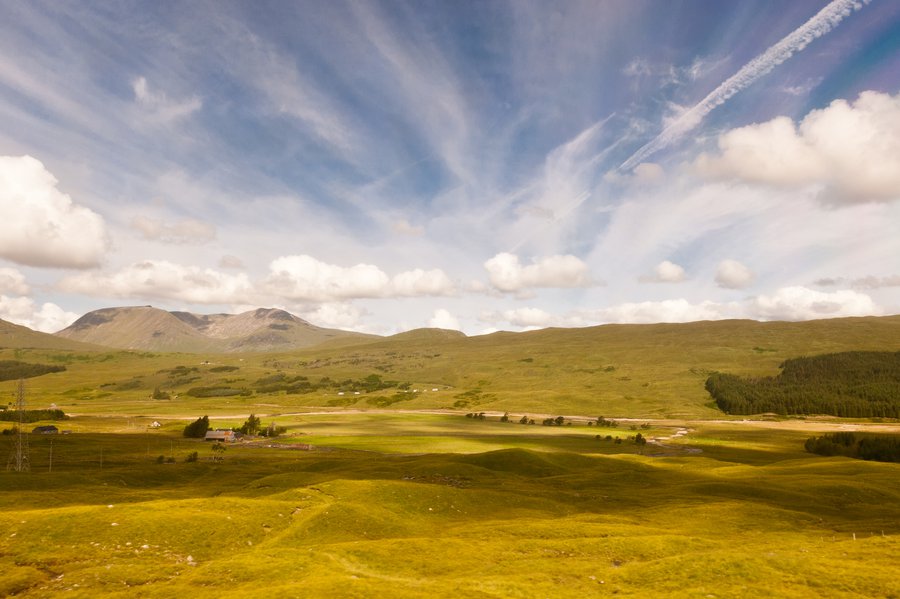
[{"left": 6, "top": 379, "right": 30, "bottom": 472}]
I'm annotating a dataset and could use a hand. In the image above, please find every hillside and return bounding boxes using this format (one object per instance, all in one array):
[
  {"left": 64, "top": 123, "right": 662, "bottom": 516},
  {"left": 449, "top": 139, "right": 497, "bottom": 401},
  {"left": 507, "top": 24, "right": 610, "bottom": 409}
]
[
  {"left": 0, "top": 318, "right": 105, "bottom": 351},
  {"left": 10, "top": 313, "right": 897, "bottom": 419},
  {"left": 55, "top": 306, "right": 375, "bottom": 353}
]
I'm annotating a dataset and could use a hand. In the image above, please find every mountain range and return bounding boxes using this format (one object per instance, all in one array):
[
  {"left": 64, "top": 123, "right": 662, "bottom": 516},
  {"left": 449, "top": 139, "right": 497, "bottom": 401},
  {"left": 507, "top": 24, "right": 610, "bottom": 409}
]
[{"left": 52, "top": 306, "right": 379, "bottom": 353}]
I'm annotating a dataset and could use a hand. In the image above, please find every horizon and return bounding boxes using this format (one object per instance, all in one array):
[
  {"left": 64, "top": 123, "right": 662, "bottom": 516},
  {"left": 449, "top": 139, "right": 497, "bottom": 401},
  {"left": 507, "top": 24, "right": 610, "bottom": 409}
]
[
  {"left": 33, "top": 303, "right": 900, "bottom": 338},
  {"left": 1, "top": 1, "right": 898, "bottom": 336}
]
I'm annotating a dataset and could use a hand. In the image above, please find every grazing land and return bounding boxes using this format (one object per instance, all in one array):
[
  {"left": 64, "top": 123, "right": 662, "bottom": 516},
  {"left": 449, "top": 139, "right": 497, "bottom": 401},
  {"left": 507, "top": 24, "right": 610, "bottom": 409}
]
[{"left": 1, "top": 316, "right": 899, "bottom": 597}]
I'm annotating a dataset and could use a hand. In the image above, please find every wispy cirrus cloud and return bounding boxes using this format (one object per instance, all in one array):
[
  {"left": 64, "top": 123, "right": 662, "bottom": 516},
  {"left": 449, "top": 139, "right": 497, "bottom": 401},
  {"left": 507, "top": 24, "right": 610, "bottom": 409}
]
[{"left": 620, "top": 0, "right": 871, "bottom": 171}]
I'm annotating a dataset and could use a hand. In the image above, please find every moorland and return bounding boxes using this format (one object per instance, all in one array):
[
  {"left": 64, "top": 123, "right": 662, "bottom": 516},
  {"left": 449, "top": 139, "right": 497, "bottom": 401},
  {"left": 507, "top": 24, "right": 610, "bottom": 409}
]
[{"left": 1, "top": 314, "right": 899, "bottom": 597}]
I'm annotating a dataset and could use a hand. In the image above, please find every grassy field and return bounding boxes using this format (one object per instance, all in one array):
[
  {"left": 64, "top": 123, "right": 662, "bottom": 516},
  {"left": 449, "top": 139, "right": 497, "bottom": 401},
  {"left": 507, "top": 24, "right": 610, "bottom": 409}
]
[
  {"left": 1, "top": 413, "right": 899, "bottom": 598},
  {"left": 2, "top": 316, "right": 899, "bottom": 596},
  {"left": 3, "top": 315, "right": 900, "bottom": 421}
]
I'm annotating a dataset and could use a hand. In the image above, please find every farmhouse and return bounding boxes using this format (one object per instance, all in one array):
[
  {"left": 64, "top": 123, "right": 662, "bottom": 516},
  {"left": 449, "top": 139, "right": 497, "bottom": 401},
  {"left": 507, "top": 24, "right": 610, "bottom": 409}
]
[
  {"left": 204, "top": 429, "right": 236, "bottom": 442},
  {"left": 32, "top": 425, "right": 58, "bottom": 434}
]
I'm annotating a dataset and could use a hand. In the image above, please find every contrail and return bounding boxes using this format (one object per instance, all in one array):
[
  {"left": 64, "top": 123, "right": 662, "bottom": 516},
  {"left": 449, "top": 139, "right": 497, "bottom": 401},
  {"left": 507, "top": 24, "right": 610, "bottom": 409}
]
[{"left": 619, "top": 0, "right": 871, "bottom": 172}]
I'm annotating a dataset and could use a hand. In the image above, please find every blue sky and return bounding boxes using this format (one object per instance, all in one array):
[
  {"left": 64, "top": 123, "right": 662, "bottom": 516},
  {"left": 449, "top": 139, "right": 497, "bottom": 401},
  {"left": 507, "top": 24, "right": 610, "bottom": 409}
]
[{"left": 0, "top": 0, "right": 898, "bottom": 334}]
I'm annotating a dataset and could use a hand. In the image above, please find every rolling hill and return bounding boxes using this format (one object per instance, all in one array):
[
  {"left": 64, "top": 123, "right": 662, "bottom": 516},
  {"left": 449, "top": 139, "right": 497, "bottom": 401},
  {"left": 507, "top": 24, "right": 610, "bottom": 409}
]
[
  {"left": 54, "top": 306, "right": 375, "bottom": 353},
  {"left": 0, "top": 318, "right": 104, "bottom": 351}
]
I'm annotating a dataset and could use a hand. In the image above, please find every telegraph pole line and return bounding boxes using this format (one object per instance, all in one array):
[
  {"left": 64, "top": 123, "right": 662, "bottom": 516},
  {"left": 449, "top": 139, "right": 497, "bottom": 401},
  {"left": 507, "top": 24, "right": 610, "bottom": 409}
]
[{"left": 6, "top": 379, "right": 30, "bottom": 472}]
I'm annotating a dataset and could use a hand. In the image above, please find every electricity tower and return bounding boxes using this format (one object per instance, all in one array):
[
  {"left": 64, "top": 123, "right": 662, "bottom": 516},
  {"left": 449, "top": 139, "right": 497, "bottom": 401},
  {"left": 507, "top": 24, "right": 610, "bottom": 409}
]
[{"left": 6, "top": 379, "right": 30, "bottom": 472}]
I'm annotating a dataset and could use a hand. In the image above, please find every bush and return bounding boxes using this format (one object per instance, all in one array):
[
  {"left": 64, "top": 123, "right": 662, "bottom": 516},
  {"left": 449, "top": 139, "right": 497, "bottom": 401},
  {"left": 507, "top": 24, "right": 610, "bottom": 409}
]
[
  {"left": 151, "top": 386, "right": 170, "bottom": 400},
  {"left": 185, "top": 451, "right": 199, "bottom": 462}
]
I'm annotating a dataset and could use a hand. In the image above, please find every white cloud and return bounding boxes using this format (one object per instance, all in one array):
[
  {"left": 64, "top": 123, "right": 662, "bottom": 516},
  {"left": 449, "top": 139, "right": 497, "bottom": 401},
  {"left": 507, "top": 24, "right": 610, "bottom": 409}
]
[
  {"left": 265, "top": 255, "right": 455, "bottom": 302},
  {"left": 0, "top": 295, "right": 78, "bottom": 333},
  {"left": 428, "top": 308, "right": 461, "bottom": 331},
  {"left": 640, "top": 260, "right": 686, "bottom": 283},
  {"left": 391, "top": 268, "right": 455, "bottom": 297},
  {"left": 588, "top": 299, "right": 737, "bottom": 324},
  {"left": 266, "top": 255, "right": 389, "bottom": 301},
  {"left": 620, "top": 0, "right": 870, "bottom": 171},
  {"left": 480, "top": 286, "right": 880, "bottom": 330},
  {"left": 0, "top": 268, "right": 30, "bottom": 295},
  {"left": 59, "top": 260, "right": 255, "bottom": 305},
  {"left": 695, "top": 91, "right": 900, "bottom": 203},
  {"left": 132, "top": 76, "right": 202, "bottom": 122},
  {"left": 300, "top": 302, "right": 366, "bottom": 330},
  {"left": 484, "top": 252, "right": 591, "bottom": 292},
  {"left": 130, "top": 216, "right": 217, "bottom": 244},
  {"left": 0, "top": 155, "right": 108, "bottom": 268},
  {"left": 749, "top": 286, "right": 878, "bottom": 321},
  {"left": 715, "top": 259, "right": 755, "bottom": 289}
]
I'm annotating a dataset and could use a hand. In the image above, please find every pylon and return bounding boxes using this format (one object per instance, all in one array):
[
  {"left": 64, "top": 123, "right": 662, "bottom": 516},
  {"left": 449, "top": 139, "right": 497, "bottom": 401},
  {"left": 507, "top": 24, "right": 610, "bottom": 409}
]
[{"left": 6, "top": 379, "right": 30, "bottom": 472}]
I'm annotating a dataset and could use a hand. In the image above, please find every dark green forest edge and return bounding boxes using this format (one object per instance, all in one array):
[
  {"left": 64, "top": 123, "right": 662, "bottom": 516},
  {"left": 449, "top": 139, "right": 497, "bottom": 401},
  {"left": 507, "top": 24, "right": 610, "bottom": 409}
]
[
  {"left": 706, "top": 352, "right": 900, "bottom": 418},
  {"left": 0, "top": 360, "right": 66, "bottom": 382},
  {"left": 805, "top": 432, "right": 900, "bottom": 463},
  {"left": 705, "top": 351, "right": 900, "bottom": 418}
]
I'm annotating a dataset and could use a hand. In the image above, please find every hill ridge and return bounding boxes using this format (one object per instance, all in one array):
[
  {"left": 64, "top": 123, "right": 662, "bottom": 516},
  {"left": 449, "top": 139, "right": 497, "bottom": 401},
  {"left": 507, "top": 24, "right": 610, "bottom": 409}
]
[{"left": 54, "top": 305, "right": 375, "bottom": 353}]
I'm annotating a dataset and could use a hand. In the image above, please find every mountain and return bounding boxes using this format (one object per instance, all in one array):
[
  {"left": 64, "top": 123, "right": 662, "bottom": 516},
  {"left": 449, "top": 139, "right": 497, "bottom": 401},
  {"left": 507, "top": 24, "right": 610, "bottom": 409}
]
[
  {"left": 54, "top": 306, "right": 375, "bottom": 353},
  {"left": 0, "top": 318, "right": 104, "bottom": 351}
]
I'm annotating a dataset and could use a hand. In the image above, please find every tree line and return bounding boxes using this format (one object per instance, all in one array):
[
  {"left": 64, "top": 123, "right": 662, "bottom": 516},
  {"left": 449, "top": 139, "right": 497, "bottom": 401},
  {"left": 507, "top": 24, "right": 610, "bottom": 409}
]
[
  {"left": 706, "top": 351, "right": 900, "bottom": 417},
  {"left": 805, "top": 432, "right": 900, "bottom": 463},
  {"left": 0, "top": 360, "right": 66, "bottom": 382}
]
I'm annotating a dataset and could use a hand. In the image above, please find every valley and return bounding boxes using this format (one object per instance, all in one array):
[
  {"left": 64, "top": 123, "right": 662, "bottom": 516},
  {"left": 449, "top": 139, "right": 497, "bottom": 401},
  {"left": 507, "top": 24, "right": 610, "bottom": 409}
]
[{"left": 1, "top": 313, "right": 899, "bottom": 597}]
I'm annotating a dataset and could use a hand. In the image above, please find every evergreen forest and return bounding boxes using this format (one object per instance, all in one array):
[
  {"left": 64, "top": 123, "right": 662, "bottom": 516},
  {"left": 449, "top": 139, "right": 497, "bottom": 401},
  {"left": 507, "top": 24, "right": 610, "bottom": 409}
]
[{"left": 706, "top": 351, "right": 900, "bottom": 417}]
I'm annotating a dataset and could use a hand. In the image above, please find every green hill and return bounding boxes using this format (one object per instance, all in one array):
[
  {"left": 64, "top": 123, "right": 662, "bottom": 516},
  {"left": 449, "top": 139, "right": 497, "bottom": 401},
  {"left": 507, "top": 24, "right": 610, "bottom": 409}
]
[
  {"left": 0, "top": 318, "right": 105, "bottom": 351},
  {"left": 6, "top": 314, "right": 898, "bottom": 419}
]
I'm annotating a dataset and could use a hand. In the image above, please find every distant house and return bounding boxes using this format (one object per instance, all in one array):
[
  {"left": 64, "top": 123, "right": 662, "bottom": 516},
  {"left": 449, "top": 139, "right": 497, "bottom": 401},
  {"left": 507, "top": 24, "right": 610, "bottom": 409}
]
[
  {"left": 32, "top": 425, "right": 58, "bottom": 434},
  {"left": 204, "top": 430, "right": 236, "bottom": 442},
  {"left": 149, "top": 421, "right": 162, "bottom": 428}
]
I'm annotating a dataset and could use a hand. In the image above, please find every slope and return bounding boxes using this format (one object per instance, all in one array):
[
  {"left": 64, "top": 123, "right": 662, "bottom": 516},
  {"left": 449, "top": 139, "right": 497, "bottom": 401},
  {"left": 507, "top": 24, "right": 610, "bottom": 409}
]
[
  {"left": 56, "top": 306, "right": 375, "bottom": 353},
  {"left": 0, "top": 318, "right": 106, "bottom": 351}
]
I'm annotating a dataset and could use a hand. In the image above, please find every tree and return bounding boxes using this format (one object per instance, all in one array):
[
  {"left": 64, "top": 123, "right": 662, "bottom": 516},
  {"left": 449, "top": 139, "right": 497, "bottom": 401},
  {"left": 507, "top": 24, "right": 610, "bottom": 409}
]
[
  {"left": 519, "top": 415, "right": 529, "bottom": 425},
  {"left": 500, "top": 412, "right": 509, "bottom": 423},
  {"left": 183, "top": 415, "right": 210, "bottom": 438},
  {"left": 635, "top": 433, "right": 648, "bottom": 453},
  {"left": 240, "top": 414, "right": 261, "bottom": 435}
]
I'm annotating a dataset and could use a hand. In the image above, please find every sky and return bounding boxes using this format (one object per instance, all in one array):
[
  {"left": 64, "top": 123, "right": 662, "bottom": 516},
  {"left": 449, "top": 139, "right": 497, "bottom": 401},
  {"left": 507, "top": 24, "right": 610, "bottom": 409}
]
[{"left": 0, "top": 0, "right": 898, "bottom": 336}]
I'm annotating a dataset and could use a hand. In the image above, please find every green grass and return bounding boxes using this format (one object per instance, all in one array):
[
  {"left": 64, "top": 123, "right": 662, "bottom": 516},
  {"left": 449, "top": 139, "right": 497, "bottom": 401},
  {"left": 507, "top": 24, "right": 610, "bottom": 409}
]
[
  {"left": 3, "top": 315, "right": 899, "bottom": 420},
  {"left": 1, "top": 316, "right": 899, "bottom": 596},
  {"left": 1, "top": 417, "right": 899, "bottom": 597}
]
